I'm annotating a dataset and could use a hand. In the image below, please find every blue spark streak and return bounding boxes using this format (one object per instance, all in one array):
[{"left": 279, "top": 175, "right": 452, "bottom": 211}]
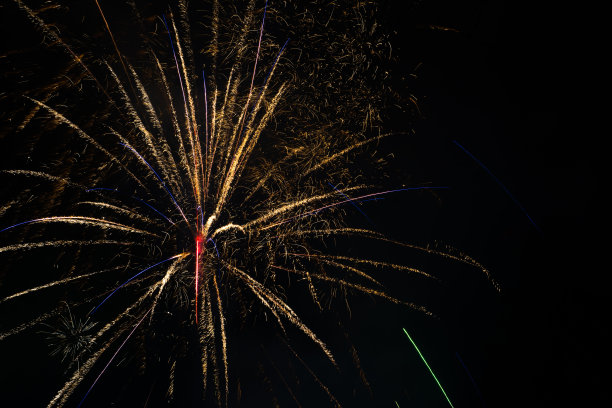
[
  {"left": 91, "top": 255, "right": 183, "bottom": 315},
  {"left": 452, "top": 140, "right": 541, "bottom": 232}
]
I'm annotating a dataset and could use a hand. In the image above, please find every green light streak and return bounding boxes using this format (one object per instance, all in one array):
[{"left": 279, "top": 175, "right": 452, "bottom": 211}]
[
  {"left": 402, "top": 328, "right": 455, "bottom": 408},
  {"left": 395, "top": 401, "right": 401, "bottom": 408}
]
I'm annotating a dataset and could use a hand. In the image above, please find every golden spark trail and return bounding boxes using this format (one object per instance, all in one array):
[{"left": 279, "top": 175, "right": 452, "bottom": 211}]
[
  {"left": 74, "top": 202, "right": 158, "bottom": 225},
  {"left": 0, "top": 240, "right": 142, "bottom": 254},
  {"left": 0, "top": 215, "right": 159, "bottom": 237},
  {"left": 152, "top": 53, "right": 195, "bottom": 196},
  {"left": 289, "top": 253, "right": 438, "bottom": 281},
  {"left": 211, "top": 271, "right": 229, "bottom": 405},
  {"left": 271, "top": 265, "right": 432, "bottom": 315},
  {"left": 304, "top": 132, "right": 403, "bottom": 176},
  {"left": 243, "top": 186, "right": 365, "bottom": 229},
  {"left": 224, "top": 262, "right": 337, "bottom": 366},
  {"left": 0, "top": 170, "right": 87, "bottom": 190},
  {"left": 94, "top": 0, "right": 136, "bottom": 97},
  {"left": 165, "top": 14, "right": 203, "bottom": 208},
  {"left": 104, "top": 62, "right": 177, "bottom": 191},
  {"left": 0, "top": 266, "right": 124, "bottom": 304},
  {"left": 13, "top": 0, "right": 117, "bottom": 109},
  {"left": 25, "top": 98, "right": 148, "bottom": 191},
  {"left": 289, "top": 254, "right": 383, "bottom": 286}
]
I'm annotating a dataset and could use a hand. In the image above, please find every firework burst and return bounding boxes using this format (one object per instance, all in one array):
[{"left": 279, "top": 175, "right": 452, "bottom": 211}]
[{"left": 0, "top": 0, "right": 496, "bottom": 406}]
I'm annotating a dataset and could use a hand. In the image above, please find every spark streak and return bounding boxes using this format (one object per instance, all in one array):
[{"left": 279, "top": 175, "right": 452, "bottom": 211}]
[
  {"left": 0, "top": 215, "right": 158, "bottom": 236},
  {"left": 402, "top": 328, "right": 455, "bottom": 408},
  {"left": 91, "top": 253, "right": 187, "bottom": 314},
  {"left": 77, "top": 308, "right": 152, "bottom": 408},
  {"left": 452, "top": 140, "right": 541, "bottom": 232}
]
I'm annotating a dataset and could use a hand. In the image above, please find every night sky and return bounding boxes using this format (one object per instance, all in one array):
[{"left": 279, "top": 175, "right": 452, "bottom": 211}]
[
  {"left": 378, "top": 0, "right": 602, "bottom": 406},
  {"left": 0, "top": 0, "right": 603, "bottom": 407}
]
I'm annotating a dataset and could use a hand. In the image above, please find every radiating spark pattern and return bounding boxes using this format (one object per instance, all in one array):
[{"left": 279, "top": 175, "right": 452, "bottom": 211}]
[{"left": 0, "top": 0, "right": 498, "bottom": 405}]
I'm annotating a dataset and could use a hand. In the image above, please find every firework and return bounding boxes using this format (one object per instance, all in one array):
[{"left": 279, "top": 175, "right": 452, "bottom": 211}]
[{"left": 0, "top": 0, "right": 496, "bottom": 406}]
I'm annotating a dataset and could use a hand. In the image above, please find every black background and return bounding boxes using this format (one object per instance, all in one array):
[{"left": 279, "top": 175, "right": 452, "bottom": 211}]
[
  {"left": 0, "top": 0, "right": 603, "bottom": 407},
  {"left": 374, "top": 0, "right": 603, "bottom": 407}
]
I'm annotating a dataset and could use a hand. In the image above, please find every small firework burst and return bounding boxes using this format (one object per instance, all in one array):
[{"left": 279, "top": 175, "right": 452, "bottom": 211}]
[{"left": 42, "top": 304, "right": 97, "bottom": 371}]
